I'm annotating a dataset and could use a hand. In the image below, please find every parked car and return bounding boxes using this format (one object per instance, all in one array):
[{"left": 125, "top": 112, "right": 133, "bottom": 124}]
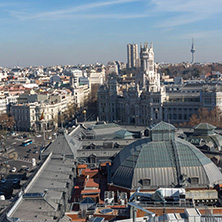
[
  {"left": 1, "top": 178, "right": 6, "bottom": 183},
  {"left": 11, "top": 167, "right": 17, "bottom": 173},
  {"left": 25, "top": 167, "right": 30, "bottom": 172},
  {"left": 13, "top": 178, "right": 20, "bottom": 184}
]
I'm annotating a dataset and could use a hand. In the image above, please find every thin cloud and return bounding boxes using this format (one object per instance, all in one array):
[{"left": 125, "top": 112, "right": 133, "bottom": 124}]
[
  {"left": 35, "top": 13, "right": 150, "bottom": 21},
  {"left": 0, "top": 2, "right": 17, "bottom": 8},
  {"left": 150, "top": 0, "right": 222, "bottom": 14},
  {"left": 155, "top": 14, "right": 205, "bottom": 28},
  {"left": 177, "top": 30, "right": 222, "bottom": 40},
  {"left": 149, "top": 0, "right": 222, "bottom": 28},
  {"left": 10, "top": 0, "right": 142, "bottom": 20}
]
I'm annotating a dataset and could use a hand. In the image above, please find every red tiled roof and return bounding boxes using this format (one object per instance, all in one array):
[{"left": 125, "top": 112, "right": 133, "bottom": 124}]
[
  {"left": 84, "top": 169, "right": 98, "bottom": 173},
  {"left": 77, "top": 164, "right": 87, "bottom": 169},
  {"left": 81, "top": 189, "right": 100, "bottom": 194},
  {"left": 85, "top": 178, "right": 99, "bottom": 188}
]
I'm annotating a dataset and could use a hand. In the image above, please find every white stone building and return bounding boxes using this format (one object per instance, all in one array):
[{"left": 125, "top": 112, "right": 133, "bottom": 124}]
[
  {"left": 107, "top": 61, "right": 119, "bottom": 75},
  {"left": 11, "top": 90, "right": 75, "bottom": 131},
  {"left": 73, "top": 85, "right": 90, "bottom": 108},
  {"left": 88, "top": 69, "right": 105, "bottom": 86},
  {"left": 98, "top": 42, "right": 222, "bottom": 126},
  {"left": 69, "top": 69, "right": 91, "bottom": 108}
]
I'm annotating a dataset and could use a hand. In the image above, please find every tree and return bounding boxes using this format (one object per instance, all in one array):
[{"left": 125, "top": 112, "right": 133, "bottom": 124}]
[
  {"left": 198, "top": 108, "right": 210, "bottom": 122},
  {"left": 67, "top": 102, "right": 76, "bottom": 120},
  {"left": 188, "top": 106, "right": 222, "bottom": 127},
  {"left": 90, "top": 84, "right": 100, "bottom": 102},
  {"left": 0, "top": 113, "right": 15, "bottom": 133}
]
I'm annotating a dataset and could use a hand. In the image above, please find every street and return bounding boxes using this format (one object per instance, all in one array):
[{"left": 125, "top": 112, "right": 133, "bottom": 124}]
[{"left": 0, "top": 131, "right": 56, "bottom": 178}]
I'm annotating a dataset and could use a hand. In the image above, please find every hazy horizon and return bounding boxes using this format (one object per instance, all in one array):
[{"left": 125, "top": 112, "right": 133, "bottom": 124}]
[{"left": 0, "top": 0, "right": 222, "bottom": 67}]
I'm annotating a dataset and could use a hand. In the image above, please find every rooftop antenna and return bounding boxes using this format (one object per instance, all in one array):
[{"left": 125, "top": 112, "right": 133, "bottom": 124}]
[{"left": 191, "top": 38, "right": 196, "bottom": 64}]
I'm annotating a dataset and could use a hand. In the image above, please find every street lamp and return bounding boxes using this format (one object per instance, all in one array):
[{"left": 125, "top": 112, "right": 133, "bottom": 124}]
[{"left": 82, "top": 110, "right": 86, "bottom": 122}]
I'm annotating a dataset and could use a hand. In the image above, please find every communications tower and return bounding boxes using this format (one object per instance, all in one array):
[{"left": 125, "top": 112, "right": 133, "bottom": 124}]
[{"left": 191, "top": 38, "right": 195, "bottom": 64}]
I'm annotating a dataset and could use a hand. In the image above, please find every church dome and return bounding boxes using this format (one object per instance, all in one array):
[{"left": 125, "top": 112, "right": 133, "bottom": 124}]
[{"left": 110, "top": 122, "right": 222, "bottom": 190}]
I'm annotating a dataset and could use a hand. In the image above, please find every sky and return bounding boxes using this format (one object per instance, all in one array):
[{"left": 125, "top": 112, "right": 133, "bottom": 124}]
[{"left": 0, "top": 0, "right": 222, "bottom": 67}]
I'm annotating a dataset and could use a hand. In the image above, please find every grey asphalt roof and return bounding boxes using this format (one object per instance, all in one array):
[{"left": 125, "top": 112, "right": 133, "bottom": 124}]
[
  {"left": 11, "top": 198, "right": 59, "bottom": 221},
  {"left": 77, "top": 149, "right": 121, "bottom": 158},
  {"left": 92, "top": 123, "right": 119, "bottom": 129},
  {"left": 81, "top": 139, "right": 137, "bottom": 147},
  {"left": 151, "top": 121, "right": 176, "bottom": 131},
  {"left": 83, "top": 123, "right": 145, "bottom": 140},
  {"left": 92, "top": 126, "right": 124, "bottom": 140},
  {"left": 44, "top": 132, "right": 82, "bottom": 157},
  {"left": 40, "top": 170, "right": 70, "bottom": 182},
  {"left": 44, "top": 164, "right": 72, "bottom": 174},
  {"left": 114, "top": 129, "right": 134, "bottom": 139},
  {"left": 194, "top": 123, "right": 216, "bottom": 130},
  {"left": 8, "top": 132, "right": 76, "bottom": 221},
  {"left": 28, "top": 189, "right": 63, "bottom": 203},
  {"left": 30, "top": 178, "right": 67, "bottom": 192}
]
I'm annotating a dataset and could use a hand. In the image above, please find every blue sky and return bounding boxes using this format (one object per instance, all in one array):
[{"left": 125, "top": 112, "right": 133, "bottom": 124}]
[{"left": 0, "top": 0, "right": 222, "bottom": 67}]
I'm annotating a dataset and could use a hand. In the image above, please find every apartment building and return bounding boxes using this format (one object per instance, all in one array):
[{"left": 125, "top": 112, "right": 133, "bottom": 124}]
[{"left": 11, "top": 90, "right": 75, "bottom": 131}]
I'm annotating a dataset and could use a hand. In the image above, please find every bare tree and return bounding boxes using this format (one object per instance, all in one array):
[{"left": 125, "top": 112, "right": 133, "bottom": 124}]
[
  {"left": 0, "top": 113, "right": 15, "bottom": 133},
  {"left": 188, "top": 106, "right": 222, "bottom": 127}
]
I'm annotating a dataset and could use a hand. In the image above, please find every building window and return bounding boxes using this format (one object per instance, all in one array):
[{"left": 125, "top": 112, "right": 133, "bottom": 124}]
[
  {"left": 153, "top": 98, "right": 159, "bottom": 103},
  {"left": 190, "top": 177, "right": 199, "bottom": 184},
  {"left": 205, "top": 98, "right": 211, "bottom": 104},
  {"left": 173, "top": 113, "right": 177, "bottom": 120},
  {"left": 142, "top": 178, "right": 151, "bottom": 186}
]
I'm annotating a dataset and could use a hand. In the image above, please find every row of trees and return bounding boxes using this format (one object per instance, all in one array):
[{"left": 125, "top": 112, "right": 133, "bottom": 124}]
[
  {"left": 188, "top": 107, "right": 222, "bottom": 127},
  {"left": 57, "top": 102, "right": 77, "bottom": 127},
  {"left": 159, "top": 63, "right": 222, "bottom": 80}
]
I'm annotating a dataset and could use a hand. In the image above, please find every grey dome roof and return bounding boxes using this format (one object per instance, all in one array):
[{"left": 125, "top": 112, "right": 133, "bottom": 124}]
[{"left": 110, "top": 122, "right": 222, "bottom": 190}]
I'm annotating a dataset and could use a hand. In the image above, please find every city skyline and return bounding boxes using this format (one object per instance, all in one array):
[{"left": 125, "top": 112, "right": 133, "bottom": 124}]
[{"left": 0, "top": 0, "right": 222, "bottom": 67}]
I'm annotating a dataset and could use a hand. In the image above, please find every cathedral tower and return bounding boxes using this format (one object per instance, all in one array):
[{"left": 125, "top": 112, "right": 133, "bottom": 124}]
[{"left": 139, "top": 42, "right": 160, "bottom": 92}]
